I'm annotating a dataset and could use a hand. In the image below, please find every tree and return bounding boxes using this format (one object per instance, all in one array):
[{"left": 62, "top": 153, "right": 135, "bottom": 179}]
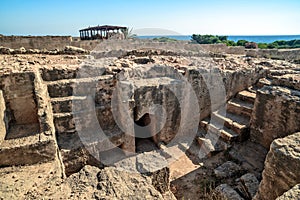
[
  {"left": 218, "top": 36, "right": 228, "bottom": 42},
  {"left": 191, "top": 34, "right": 222, "bottom": 44},
  {"left": 225, "top": 40, "right": 236, "bottom": 46},
  {"left": 237, "top": 40, "right": 249, "bottom": 46},
  {"left": 121, "top": 27, "right": 137, "bottom": 39},
  {"left": 267, "top": 43, "right": 279, "bottom": 49},
  {"left": 191, "top": 34, "right": 236, "bottom": 46}
]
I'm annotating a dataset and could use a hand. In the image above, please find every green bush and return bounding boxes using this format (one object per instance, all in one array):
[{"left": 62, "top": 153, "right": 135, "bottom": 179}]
[
  {"left": 258, "top": 43, "right": 268, "bottom": 49},
  {"left": 218, "top": 36, "right": 228, "bottom": 42},
  {"left": 191, "top": 34, "right": 300, "bottom": 49},
  {"left": 191, "top": 34, "right": 221, "bottom": 44},
  {"left": 152, "top": 37, "right": 177, "bottom": 42},
  {"left": 273, "top": 40, "right": 287, "bottom": 46},
  {"left": 236, "top": 40, "right": 249, "bottom": 46},
  {"left": 225, "top": 40, "right": 236, "bottom": 46},
  {"left": 258, "top": 39, "right": 300, "bottom": 49},
  {"left": 267, "top": 43, "right": 279, "bottom": 49}
]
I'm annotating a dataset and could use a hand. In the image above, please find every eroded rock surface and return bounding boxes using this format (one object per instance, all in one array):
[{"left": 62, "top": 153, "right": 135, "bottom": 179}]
[
  {"left": 214, "top": 161, "right": 242, "bottom": 178},
  {"left": 251, "top": 85, "right": 300, "bottom": 148},
  {"left": 254, "top": 132, "right": 300, "bottom": 200},
  {"left": 24, "top": 165, "right": 173, "bottom": 200},
  {"left": 237, "top": 173, "right": 259, "bottom": 199},
  {"left": 276, "top": 184, "right": 300, "bottom": 200},
  {"left": 215, "top": 184, "right": 244, "bottom": 200}
]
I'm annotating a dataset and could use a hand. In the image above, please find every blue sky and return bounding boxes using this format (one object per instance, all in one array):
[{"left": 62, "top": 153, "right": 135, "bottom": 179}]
[{"left": 0, "top": 0, "right": 299, "bottom": 36}]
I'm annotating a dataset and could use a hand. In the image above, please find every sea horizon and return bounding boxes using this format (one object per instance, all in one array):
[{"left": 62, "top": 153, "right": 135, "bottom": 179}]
[{"left": 138, "top": 35, "right": 300, "bottom": 43}]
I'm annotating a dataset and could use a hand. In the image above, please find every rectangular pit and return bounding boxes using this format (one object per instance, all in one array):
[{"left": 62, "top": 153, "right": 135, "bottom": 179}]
[{"left": 0, "top": 73, "right": 40, "bottom": 140}]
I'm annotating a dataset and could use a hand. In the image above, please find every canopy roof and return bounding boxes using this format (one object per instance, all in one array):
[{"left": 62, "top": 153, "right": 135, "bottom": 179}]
[{"left": 80, "top": 25, "right": 127, "bottom": 32}]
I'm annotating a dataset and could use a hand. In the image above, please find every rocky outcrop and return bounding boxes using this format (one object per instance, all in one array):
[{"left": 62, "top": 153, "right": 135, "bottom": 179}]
[
  {"left": 254, "top": 132, "right": 300, "bottom": 200},
  {"left": 27, "top": 165, "right": 173, "bottom": 199},
  {"left": 1, "top": 163, "right": 173, "bottom": 199},
  {"left": 250, "top": 85, "right": 300, "bottom": 148},
  {"left": 96, "top": 167, "right": 171, "bottom": 199}
]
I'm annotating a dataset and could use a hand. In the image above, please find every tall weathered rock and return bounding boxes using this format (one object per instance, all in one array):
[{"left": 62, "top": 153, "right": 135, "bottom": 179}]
[
  {"left": 254, "top": 132, "right": 300, "bottom": 200},
  {"left": 250, "top": 85, "right": 300, "bottom": 148},
  {"left": 0, "top": 90, "right": 6, "bottom": 140}
]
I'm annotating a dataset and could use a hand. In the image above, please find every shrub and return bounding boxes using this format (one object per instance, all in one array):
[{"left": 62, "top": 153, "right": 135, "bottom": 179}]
[
  {"left": 152, "top": 37, "right": 177, "bottom": 42},
  {"left": 192, "top": 34, "right": 222, "bottom": 44},
  {"left": 258, "top": 43, "right": 268, "bottom": 49},
  {"left": 267, "top": 43, "right": 279, "bottom": 49},
  {"left": 225, "top": 40, "right": 236, "bottom": 46},
  {"left": 191, "top": 34, "right": 238, "bottom": 47},
  {"left": 236, "top": 40, "right": 249, "bottom": 46}
]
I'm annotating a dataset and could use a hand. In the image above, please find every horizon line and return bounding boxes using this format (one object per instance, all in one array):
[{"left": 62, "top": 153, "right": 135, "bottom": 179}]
[{"left": 2, "top": 34, "right": 300, "bottom": 37}]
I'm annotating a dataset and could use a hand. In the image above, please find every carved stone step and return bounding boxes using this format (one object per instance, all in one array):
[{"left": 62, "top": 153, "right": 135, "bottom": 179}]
[
  {"left": 227, "top": 98, "right": 253, "bottom": 118},
  {"left": 51, "top": 96, "right": 91, "bottom": 113},
  {"left": 53, "top": 104, "right": 115, "bottom": 135},
  {"left": 47, "top": 75, "right": 114, "bottom": 98},
  {"left": 53, "top": 110, "right": 99, "bottom": 134},
  {"left": 212, "top": 111, "right": 250, "bottom": 137},
  {"left": 236, "top": 90, "right": 256, "bottom": 104},
  {"left": 196, "top": 133, "right": 230, "bottom": 159},
  {"left": 256, "top": 78, "right": 272, "bottom": 89},
  {"left": 200, "top": 120, "right": 239, "bottom": 143}
]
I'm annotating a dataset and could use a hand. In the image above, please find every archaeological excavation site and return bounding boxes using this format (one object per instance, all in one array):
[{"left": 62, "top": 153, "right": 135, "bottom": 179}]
[{"left": 0, "top": 36, "right": 300, "bottom": 199}]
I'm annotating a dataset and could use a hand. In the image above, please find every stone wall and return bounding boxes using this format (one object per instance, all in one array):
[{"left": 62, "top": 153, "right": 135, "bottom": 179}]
[
  {"left": 200, "top": 43, "right": 245, "bottom": 55},
  {"left": 246, "top": 48, "right": 300, "bottom": 62},
  {"left": 254, "top": 132, "right": 300, "bottom": 200},
  {"left": 0, "top": 35, "right": 247, "bottom": 54},
  {"left": 0, "top": 36, "right": 103, "bottom": 51},
  {"left": 250, "top": 85, "right": 300, "bottom": 148},
  {"left": 0, "top": 36, "right": 73, "bottom": 50},
  {"left": 70, "top": 40, "right": 99, "bottom": 51},
  {"left": 2, "top": 36, "right": 300, "bottom": 60}
]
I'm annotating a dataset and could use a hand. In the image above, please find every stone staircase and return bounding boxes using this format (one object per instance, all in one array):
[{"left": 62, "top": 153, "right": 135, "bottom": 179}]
[
  {"left": 196, "top": 88, "right": 257, "bottom": 156},
  {"left": 43, "top": 70, "right": 122, "bottom": 174},
  {"left": 47, "top": 76, "right": 112, "bottom": 135}
]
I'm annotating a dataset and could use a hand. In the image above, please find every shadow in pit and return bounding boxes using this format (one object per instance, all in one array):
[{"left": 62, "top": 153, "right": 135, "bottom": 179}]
[{"left": 134, "top": 113, "right": 159, "bottom": 153}]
